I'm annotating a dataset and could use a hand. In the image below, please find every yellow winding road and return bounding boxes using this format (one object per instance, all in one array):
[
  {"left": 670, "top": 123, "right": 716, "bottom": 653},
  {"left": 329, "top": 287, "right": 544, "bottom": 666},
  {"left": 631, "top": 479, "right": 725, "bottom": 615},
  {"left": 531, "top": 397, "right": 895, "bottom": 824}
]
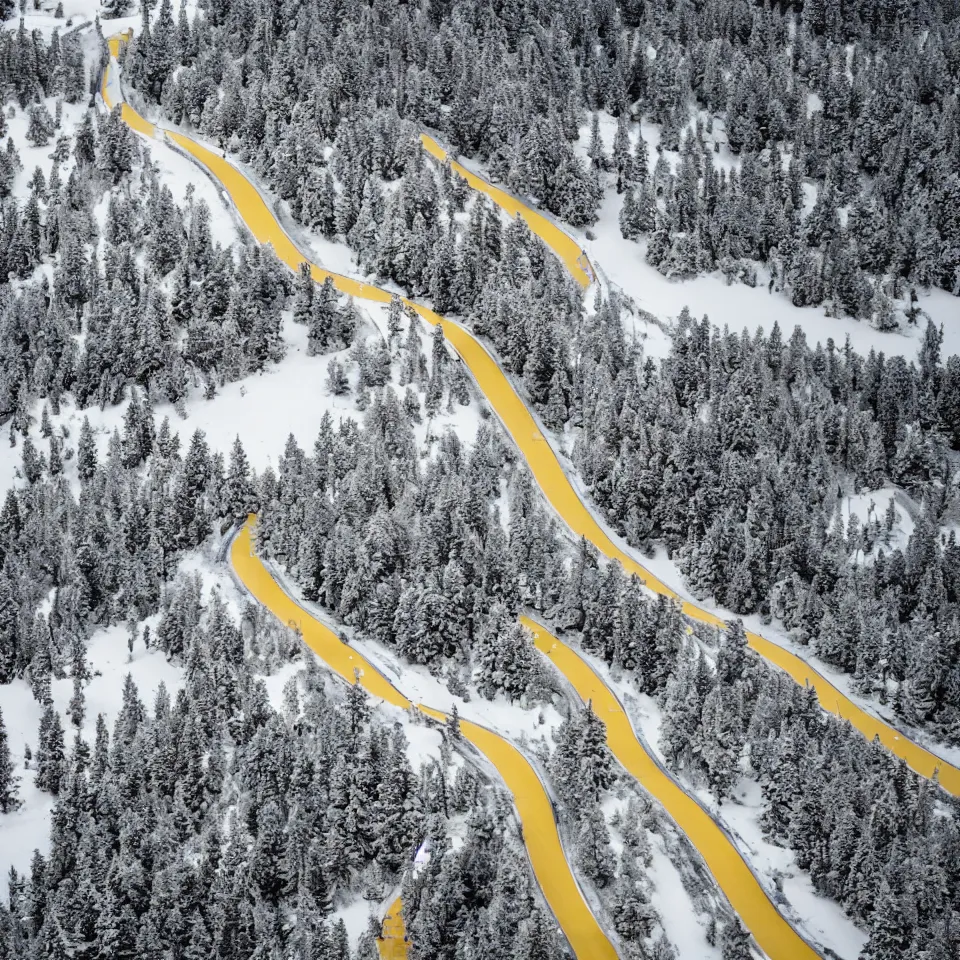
[
  {"left": 231, "top": 519, "right": 618, "bottom": 960},
  {"left": 105, "top": 41, "right": 618, "bottom": 960},
  {"left": 377, "top": 897, "right": 406, "bottom": 960},
  {"left": 102, "top": 34, "right": 960, "bottom": 799},
  {"left": 100, "top": 28, "right": 960, "bottom": 959},
  {"left": 419, "top": 134, "right": 594, "bottom": 287}
]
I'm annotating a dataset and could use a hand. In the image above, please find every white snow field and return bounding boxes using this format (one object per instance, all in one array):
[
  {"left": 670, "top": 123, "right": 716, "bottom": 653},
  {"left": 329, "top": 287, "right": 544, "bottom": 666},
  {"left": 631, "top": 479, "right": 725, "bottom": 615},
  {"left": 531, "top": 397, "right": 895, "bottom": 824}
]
[{"left": 572, "top": 110, "right": 959, "bottom": 361}]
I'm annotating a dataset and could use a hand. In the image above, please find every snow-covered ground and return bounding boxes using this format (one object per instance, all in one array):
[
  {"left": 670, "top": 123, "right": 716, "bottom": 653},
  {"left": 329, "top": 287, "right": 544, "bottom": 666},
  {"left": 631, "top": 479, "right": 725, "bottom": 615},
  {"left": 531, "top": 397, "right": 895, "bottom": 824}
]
[
  {"left": 6, "top": 0, "right": 102, "bottom": 31},
  {"left": 590, "top": 206, "right": 960, "bottom": 361},
  {"left": 648, "top": 840, "right": 722, "bottom": 960},
  {"left": 0, "top": 293, "right": 483, "bottom": 494},
  {"left": 0, "top": 11, "right": 951, "bottom": 957},
  {"left": 4, "top": 0, "right": 200, "bottom": 38},
  {"left": 836, "top": 487, "right": 916, "bottom": 562},
  {"left": 574, "top": 111, "right": 960, "bottom": 361},
  {"left": 5, "top": 94, "right": 87, "bottom": 193}
]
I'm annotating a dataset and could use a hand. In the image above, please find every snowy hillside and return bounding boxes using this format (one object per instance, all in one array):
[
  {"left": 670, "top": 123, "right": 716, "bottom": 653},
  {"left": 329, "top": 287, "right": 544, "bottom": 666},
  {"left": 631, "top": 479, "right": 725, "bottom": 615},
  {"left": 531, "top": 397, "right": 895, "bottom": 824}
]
[{"left": 0, "top": 2, "right": 959, "bottom": 960}]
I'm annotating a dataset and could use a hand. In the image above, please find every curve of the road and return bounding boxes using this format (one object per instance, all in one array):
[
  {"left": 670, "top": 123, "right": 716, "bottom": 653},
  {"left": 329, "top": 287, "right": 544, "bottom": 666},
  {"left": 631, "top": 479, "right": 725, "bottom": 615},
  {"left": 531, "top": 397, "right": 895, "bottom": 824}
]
[
  {"left": 523, "top": 615, "right": 822, "bottom": 960},
  {"left": 230, "top": 517, "right": 618, "bottom": 960},
  {"left": 99, "top": 28, "right": 957, "bottom": 958},
  {"left": 102, "top": 35, "right": 960, "bottom": 798},
  {"left": 419, "top": 134, "right": 595, "bottom": 287}
]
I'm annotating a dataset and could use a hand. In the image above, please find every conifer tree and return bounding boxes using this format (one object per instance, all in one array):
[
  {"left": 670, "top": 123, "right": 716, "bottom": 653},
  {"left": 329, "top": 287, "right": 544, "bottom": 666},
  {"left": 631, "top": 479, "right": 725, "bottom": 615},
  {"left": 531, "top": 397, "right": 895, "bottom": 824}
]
[
  {"left": 34, "top": 705, "right": 65, "bottom": 796},
  {"left": 0, "top": 705, "right": 20, "bottom": 813},
  {"left": 25, "top": 104, "right": 55, "bottom": 147}
]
